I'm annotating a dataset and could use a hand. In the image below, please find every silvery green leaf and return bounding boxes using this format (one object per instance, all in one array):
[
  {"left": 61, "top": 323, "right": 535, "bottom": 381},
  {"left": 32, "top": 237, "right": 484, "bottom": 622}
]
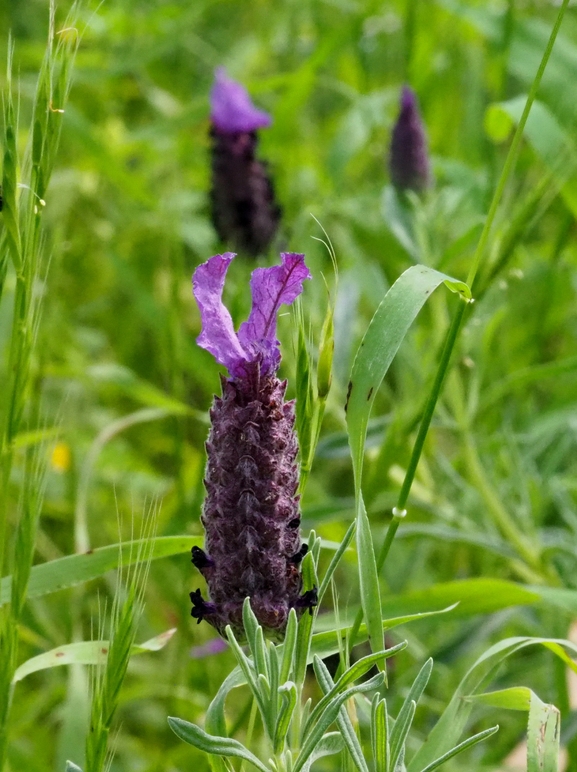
[
  {"left": 315, "top": 657, "right": 370, "bottom": 772},
  {"left": 418, "top": 725, "right": 498, "bottom": 772},
  {"left": 168, "top": 717, "right": 270, "bottom": 772},
  {"left": 390, "top": 659, "right": 433, "bottom": 770},
  {"left": 300, "top": 732, "right": 344, "bottom": 772},
  {"left": 274, "top": 682, "right": 298, "bottom": 754},
  {"left": 295, "top": 672, "right": 385, "bottom": 771}
]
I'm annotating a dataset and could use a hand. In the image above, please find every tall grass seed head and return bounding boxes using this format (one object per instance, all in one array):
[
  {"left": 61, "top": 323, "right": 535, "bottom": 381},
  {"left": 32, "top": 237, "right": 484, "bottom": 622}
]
[
  {"left": 209, "top": 68, "right": 282, "bottom": 258},
  {"left": 389, "top": 86, "right": 431, "bottom": 193},
  {"left": 190, "top": 252, "right": 317, "bottom": 639}
]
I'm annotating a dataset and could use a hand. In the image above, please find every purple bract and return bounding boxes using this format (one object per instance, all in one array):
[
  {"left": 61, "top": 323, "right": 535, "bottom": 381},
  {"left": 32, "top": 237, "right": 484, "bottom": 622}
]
[
  {"left": 210, "top": 67, "right": 272, "bottom": 134},
  {"left": 193, "top": 252, "right": 311, "bottom": 378}
]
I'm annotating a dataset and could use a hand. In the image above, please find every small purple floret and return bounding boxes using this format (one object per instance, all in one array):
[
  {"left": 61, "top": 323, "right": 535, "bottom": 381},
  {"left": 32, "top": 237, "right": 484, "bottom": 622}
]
[
  {"left": 210, "top": 67, "right": 272, "bottom": 134},
  {"left": 389, "top": 86, "right": 431, "bottom": 193}
]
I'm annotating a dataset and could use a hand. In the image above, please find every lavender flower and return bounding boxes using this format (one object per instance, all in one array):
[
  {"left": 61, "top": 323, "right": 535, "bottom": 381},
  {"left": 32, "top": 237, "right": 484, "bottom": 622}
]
[
  {"left": 209, "top": 68, "right": 281, "bottom": 258},
  {"left": 190, "top": 252, "right": 316, "bottom": 639},
  {"left": 389, "top": 86, "right": 431, "bottom": 193}
]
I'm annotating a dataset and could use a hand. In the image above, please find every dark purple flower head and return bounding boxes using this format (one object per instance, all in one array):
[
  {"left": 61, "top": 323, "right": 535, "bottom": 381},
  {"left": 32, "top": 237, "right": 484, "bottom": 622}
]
[
  {"left": 190, "top": 252, "right": 315, "bottom": 639},
  {"left": 193, "top": 252, "right": 311, "bottom": 378},
  {"left": 209, "top": 69, "right": 281, "bottom": 258},
  {"left": 210, "top": 67, "right": 272, "bottom": 134},
  {"left": 389, "top": 86, "right": 431, "bottom": 193}
]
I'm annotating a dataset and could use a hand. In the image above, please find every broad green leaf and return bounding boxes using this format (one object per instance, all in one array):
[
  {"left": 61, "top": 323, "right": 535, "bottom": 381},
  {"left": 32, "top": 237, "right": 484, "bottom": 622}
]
[
  {"left": 379, "top": 578, "right": 540, "bottom": 619},
  {"left": 407, "top": 637, "right": 577, "bottom": 772},
  {"left": 528, "top": 692, "right": 560, "bottom": 772},
  {"left": 13, "top": 628, "right": 176, "bottom": 683},
  {"left": 167, "top": 717, "right": 270, "bottom": 772},
  {"left": 1, "top": 535, "right": 199, "bottom": 607}
]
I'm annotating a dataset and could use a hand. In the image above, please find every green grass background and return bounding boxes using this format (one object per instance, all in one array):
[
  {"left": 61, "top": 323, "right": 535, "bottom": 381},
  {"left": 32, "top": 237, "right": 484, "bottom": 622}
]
[{"left": 2, "top": 0, "right": 577, "bottom": 770}]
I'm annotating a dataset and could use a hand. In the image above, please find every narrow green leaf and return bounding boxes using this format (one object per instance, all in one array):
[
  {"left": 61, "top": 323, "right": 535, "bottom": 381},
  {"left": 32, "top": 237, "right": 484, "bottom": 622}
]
[
  {"left": 418, "top": 725, "right": 499, "bottom": 772},
  {"left": 315, "top": 657, "right": 370, "bottom": 772},
  {"left": 300, "top": 732, "right": 344, "bottom": 772},
  {"left": 356, "top": 491, "right": 383, "bottom": 657},
  {"left": 225, "top": 627, "right": 269, "bottom": 733},
  {"left": 205, "top": 667, "right": 245, "bottom": 737},
  {"left": 295, "top": 672, "right": 385, "bottom": 772},
  {"left": 294, "top": 547, "right": 317, "bottom": 690},
  {"left": 305, "top": 645, "right": 404, "bottom": 740},
  {"left": 65, "top": 762, "right": 83, "bottom": 772},
  {"left": 0, "top": 535, "right": 199, "bottom": 606},
  {"left": 528, "top": 693, "right": 560, "bottom": 772},
  {"left": 167, "top": 717, "right": 270, "bottom": 772},
  {"left": 371, "top": 697, "right": 389, "bottom": 772},
  {"left": 318, "top": 521, "right": 356, "bottom": 605},
  {"left": 13, "top": 629, "right": 176, "bottom": 683},
  {"left": 274, "top": 682, "right": 297, "bottom": 755},
  {"left": 390, "top": 700, "right": 415, "bottom": 772},
  {"left": 242, "top": 598, "right": 268, "bottom": 680},
  {"left": 279, "top": 609, "right": 298, "bottom": 684},
  {"left": 390, "top": 658, "right": 433, "bottom": 770},
  {"left": 309, "top": 607, "right": 448, "bottom": 660}
]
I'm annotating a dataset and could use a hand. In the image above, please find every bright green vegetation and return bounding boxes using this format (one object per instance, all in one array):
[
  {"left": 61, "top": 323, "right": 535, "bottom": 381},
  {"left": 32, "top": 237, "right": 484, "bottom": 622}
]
[{"left": 2, "top": 0, "right": 577, "bottom": 770}]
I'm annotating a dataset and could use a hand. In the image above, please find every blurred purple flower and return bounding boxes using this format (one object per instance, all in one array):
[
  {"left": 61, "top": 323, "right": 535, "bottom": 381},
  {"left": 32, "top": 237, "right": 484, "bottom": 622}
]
[
  {"left": 211, "top": 67, "right": 272, "bottom": 133},
  {"left": 389, "top": 86, "right": 431, "bottom": 193},
  {"left": 209, "top": 69, "right": 281, "bottom": 257},
  {"left": 189, "top": 638, "right": 228, "bottom": 659},
  {"left": 189, "top": 252, "right": 316, "bottom": 639}
]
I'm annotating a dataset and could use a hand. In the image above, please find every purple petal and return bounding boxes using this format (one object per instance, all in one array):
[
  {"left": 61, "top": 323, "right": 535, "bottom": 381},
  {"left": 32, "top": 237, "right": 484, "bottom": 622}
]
[
  {"left": 210, "top": 67, "right": 272, "bottom": 133},
  {"left": 193, "top": 253, "right": 248, "bottom": 373},
  {"left": 238, "top": 253, "right": 311, "bottom": 373}
]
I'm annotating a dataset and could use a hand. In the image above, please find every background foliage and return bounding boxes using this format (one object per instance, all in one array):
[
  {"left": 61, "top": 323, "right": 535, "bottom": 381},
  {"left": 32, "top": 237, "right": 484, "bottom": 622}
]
[{"left": 2, "top": 0, "right": 577, "bottom": 770}]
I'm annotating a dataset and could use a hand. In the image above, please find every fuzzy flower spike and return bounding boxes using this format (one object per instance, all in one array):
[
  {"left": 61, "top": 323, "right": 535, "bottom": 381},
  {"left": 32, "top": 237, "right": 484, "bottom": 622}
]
[
  {"left": 190, "top": 252, "right": 315, "bottom": 639},
  {"left": 209, "top": 68, "right": 281, "bottom": 258},
  {"left": 389, "top": 86, "right": 431, "bottom": 193}
]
